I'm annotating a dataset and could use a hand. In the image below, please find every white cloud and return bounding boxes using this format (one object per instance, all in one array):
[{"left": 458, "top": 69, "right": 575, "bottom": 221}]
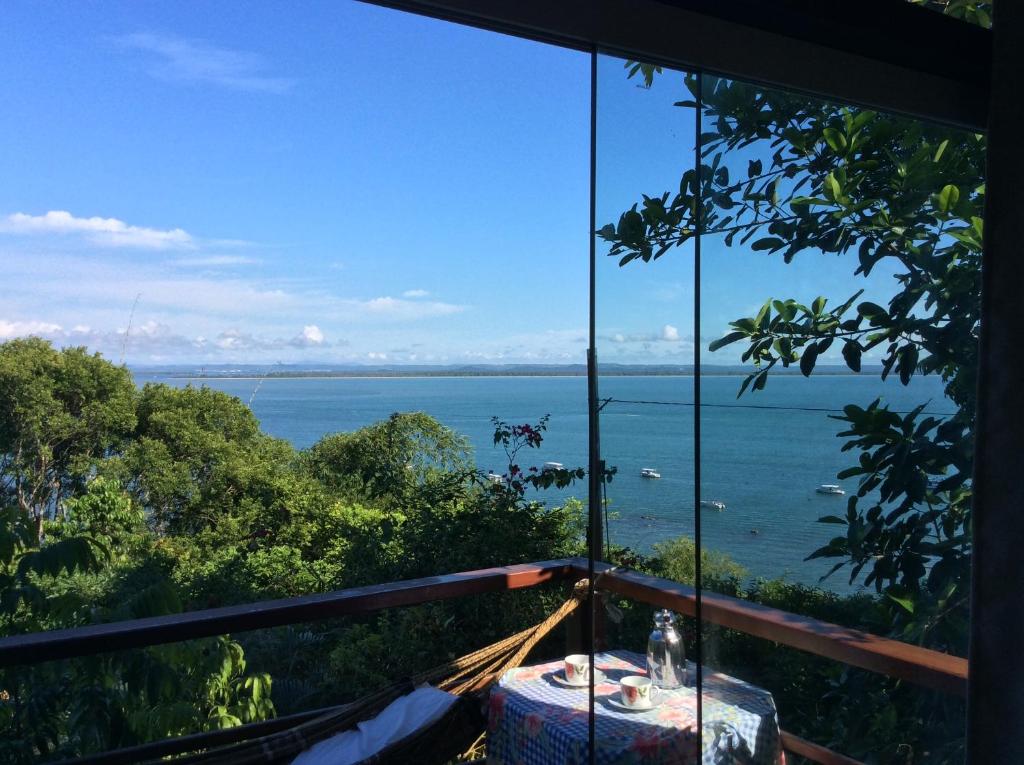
[
  {"left": 113, "top": 33, "right": 295, "bottom": 93},
  {"left": 0, "top": 319, "right": 63, "bottom": 340},
  {"left": 0, "top": 316, "right": 344, "bottom": 360},
  {"left": 402, "top": 289, "right": 429, "bottom": 298},
  {"left": 291, "top": 324, "right": 325, "bottom": 347},
  {"left": 601, "top": 325, "right": 685, "bottom": 344},
  {"left": 1, "top": 210, "right": 194, "bottom": 250},
  {"left": 358, "top": 296, "right": 466, "bottom": 320},
  {"left": 171, "top": 255, "right": 258, "bottom": 267}
]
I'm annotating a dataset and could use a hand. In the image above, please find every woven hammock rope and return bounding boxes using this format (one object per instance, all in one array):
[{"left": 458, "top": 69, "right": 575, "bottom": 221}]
[{"left": 161, "top": 579, "right": 593, "bottom": 765}]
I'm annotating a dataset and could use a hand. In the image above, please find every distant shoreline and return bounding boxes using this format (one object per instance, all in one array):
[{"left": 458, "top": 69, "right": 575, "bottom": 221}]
[{"left": 138, "top": 367, "right": 875, "bottom": 380}]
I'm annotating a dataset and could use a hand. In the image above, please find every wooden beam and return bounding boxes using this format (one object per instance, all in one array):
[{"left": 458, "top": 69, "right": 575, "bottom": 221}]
[
  {"left": 0, "top": 559, "right": 578, "bottom": 667},
  {"left": 781, "top": 730, "right": 865, "bottom": 765},
  {"left": 968, "top": 0, "right": 1024, "bottom": 759},
  {"left": 359, "top": 0, "right": 988, "bottom": 130},
  {"left": 576, "top": 560, "right": 967, "bottom": 696}
]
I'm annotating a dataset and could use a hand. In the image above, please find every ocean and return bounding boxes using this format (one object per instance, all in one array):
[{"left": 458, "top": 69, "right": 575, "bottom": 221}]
[{"left": 136, "top": 372, "right": 953, "bottom": 592}]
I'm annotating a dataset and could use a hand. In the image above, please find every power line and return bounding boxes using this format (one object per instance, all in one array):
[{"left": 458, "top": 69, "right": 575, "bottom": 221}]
[{"left": 601, "top": 397, "right": 956, "bottom": 417}]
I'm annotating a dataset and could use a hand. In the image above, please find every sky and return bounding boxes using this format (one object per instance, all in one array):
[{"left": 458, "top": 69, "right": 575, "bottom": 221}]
[{"left": 1, "top": 1, "right": 904, "bottom": 367}]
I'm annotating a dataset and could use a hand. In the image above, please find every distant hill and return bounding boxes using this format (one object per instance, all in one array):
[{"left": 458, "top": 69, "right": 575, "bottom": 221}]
[{"left": 131, "top": 362, "right": 879, "bottom": 379}]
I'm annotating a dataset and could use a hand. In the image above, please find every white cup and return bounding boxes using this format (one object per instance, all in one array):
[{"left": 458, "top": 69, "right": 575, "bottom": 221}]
[
  {"left": 564, "top": 654, "right": 591, "bottom": 686},
  {"left": 620, "top": 675, "right": 653, "bottom": 709}
]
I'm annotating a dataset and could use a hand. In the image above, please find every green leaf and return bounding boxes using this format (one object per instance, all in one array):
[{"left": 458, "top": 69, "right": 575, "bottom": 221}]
[
  {"left": 886, "top": 591, "right": 916, "bottom": 614},
  {"left": 823, "top": 172, "right": 842, "bottom": 202},
  {"left": 800, "top": 343, "right": 819, "bottom": 377},
  {"left": 842, "top": 340, "right": 862, "bottom": 373},
  {"left": 823, "top": 127, "right": 847, "bottom": 153},
  {"left": 937, "top": 184, "right": 960, "bottom": 213},
  {"left": 933, "top": 139, "right": 949, "bottom": 163},
  {"left": 857, "top": 301, "right": 887, "bottom": 320},
  {"left": 751, "top": 237, "right": 785, "bottom": 252},
  {"left": 971, "top": 216, "right": 984, "bottom": 238},
  {"left": 811, "top": 296, "right": 827, "bottom": 316},
  {"left": 754, "top": 300, "right": 771, "bottom": 329},
  {"left": 708, "top": 332, "right": 747, "bottom": 352}
]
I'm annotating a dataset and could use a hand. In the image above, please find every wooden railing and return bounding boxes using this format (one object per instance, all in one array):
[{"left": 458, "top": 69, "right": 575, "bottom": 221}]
[
  {"left": 0, "top": 558, "right": 577, "bottom": 667},
  {"left": 0, "top": 557, "right": 967, "bottom": 764},
  {"left": 589, "top": 561, "right": 967, "bottom": 697}
]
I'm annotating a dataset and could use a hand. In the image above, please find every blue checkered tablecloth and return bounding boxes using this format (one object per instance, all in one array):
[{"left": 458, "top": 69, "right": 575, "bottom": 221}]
[{"left": 486, "top": 650, "right": 783, "bottom": 765}]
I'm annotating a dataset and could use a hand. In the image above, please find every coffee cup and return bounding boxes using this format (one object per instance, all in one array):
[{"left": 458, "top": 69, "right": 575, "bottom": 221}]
[
  {"left": 620, "top": 675, "right": 653, "bottom": 709},
  {"left": 563, "top": 654, "right": 591, "bottom": 686}
]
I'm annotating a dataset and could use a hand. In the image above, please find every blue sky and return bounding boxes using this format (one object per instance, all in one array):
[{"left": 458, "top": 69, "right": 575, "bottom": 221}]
[{"left": 1, "top": 1, "right": 898, "bottom": 366}]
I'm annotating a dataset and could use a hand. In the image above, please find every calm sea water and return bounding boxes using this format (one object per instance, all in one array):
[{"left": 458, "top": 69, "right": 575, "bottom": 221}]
[{"left": 136, "top": 372, "right": 952, "bottom": 591}]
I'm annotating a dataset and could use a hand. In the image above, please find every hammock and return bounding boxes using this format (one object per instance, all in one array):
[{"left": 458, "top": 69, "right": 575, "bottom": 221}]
[{"left": 161, "top": 580, "right": 590, "bottom": 765}]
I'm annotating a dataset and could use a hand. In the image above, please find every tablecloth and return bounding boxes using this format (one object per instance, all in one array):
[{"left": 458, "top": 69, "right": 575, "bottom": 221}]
[{"left": 487, "top": 650, "right": 782, "bottom": 765}]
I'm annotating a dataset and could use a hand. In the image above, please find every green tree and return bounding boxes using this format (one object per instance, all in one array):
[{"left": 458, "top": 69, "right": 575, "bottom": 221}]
[
  {"left": 110, "top": 383, "right": 295, "bottom": 534},
  {"left": 301, "top": 412, "right": 472, "bottom": 505},
  {"left": 0, "top": 339, "right": 136, "bottom": 534}
]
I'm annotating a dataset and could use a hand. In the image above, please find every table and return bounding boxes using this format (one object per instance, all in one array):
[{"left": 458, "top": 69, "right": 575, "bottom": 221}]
[{"left": 487, "top": 650, "right": 783, "bottom": 765}]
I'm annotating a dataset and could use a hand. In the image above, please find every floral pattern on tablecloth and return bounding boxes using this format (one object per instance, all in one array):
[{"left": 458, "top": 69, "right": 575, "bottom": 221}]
[{"left": 487, "top": 650, "right": 783, "bottom": 765}]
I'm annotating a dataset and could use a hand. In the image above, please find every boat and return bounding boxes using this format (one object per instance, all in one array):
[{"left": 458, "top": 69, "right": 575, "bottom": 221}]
[
  {"left": 640, "top": 468, "right": 661, "bottom": 479},
  {"left": 700, "top": 499, "right": 726, "bottom": 511},
  {"left": 486, "top": 472, "right": 505, "bottom": 485},
  {"left": 542, "top": 462, "right": 564, "bottom": 472},
  {"left": 816, "top": 484, "right": 845, "bottom": 495}
]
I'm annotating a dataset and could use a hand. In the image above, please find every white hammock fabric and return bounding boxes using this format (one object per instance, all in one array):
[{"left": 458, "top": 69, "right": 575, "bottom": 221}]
[{"left": 291, "top": 686, "right": 459, "bottom": 765}]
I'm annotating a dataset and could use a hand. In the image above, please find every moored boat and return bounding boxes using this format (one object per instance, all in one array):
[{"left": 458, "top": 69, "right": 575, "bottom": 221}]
[
  {"left": 640, "top": 468, "right": 661, "bottom": 479},
  {"left": 816, "top": 484, "right": 845, "bottom": 495},
  {"left": 700, "top": 499, "right": 726, "bottom": 511}
]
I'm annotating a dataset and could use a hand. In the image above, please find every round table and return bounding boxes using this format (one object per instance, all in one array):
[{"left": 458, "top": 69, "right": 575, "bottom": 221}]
[{"left": 486, "top": 650, "right": 783, "bottom": 765}]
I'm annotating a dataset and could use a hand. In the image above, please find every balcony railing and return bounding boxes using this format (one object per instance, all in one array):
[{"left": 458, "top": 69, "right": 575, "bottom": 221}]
[{"left": 0, "top": 557, "right": 966, "bottom": 765}]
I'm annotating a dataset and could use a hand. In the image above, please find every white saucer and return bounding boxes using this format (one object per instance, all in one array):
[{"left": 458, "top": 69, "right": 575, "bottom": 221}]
[
  {"left": 607, "top": 694, "right": 662, "bottom": 712},
  {"left": 552, "top": 669, "right": 606, "bottom": 688}
]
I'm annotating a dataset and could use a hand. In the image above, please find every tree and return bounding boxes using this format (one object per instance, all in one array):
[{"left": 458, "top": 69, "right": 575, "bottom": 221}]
[
  {"left": 300, "top": 412, "right": 472, "bottom": 505},
  {"left": 110, "top": 383, "right": 295, "bottom": 534},
  {"left": 0, "top": 339, "right": 136, "bottom": 534},
  {"left": 600, "top": 19, "right": 985, "bottom": 651}
]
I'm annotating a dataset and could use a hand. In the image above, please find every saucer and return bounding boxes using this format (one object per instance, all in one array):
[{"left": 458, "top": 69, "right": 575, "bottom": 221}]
[
  {"left": 607, "top": 694, "right": 662, "bottom": 712},
  {"left": 552, "top": 669, "right": 606, "bottom": 688}
]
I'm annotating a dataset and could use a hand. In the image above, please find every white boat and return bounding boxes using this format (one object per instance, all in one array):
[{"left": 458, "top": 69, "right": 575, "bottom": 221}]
[
  {"left": 640, "top": 468, "right": 661, "bottom": 479},
  {"left": 542, "top": 462, "right": 564, "bottom": 472},
  {"left": 486, "top": 472, "right": 505, "bottom": 485},
  {"left": 700, "top": 499, "right": 726, "bottom": 511},
  {"left": 816, "top": 484, "right": 845, "bottom": 495}
]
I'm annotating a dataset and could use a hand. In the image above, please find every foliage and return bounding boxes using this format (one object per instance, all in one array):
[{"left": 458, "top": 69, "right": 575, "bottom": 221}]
[
  {"left": 108, "top": 383, "right": 295, "bottom": 534},
  {"left": 0, "top": 477, "right": 272, "bottom": 762},
  {"left": 301, "top": 411, "right": 472, "bottom": 506},
  {"left": 649, "top": 536, "right": 747, "bottom": 592},
  {"left": 0, "top": 339, "right": 136, "bottom": 531},
  {"left": 910, "top": 0, "right": 992, "bottom": 27},
  {"left": 603, "top": 10, "right": 983, "bottom": 752},
  {"left": 600, "top": 66, "right": 980, "bottom": 655}
]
